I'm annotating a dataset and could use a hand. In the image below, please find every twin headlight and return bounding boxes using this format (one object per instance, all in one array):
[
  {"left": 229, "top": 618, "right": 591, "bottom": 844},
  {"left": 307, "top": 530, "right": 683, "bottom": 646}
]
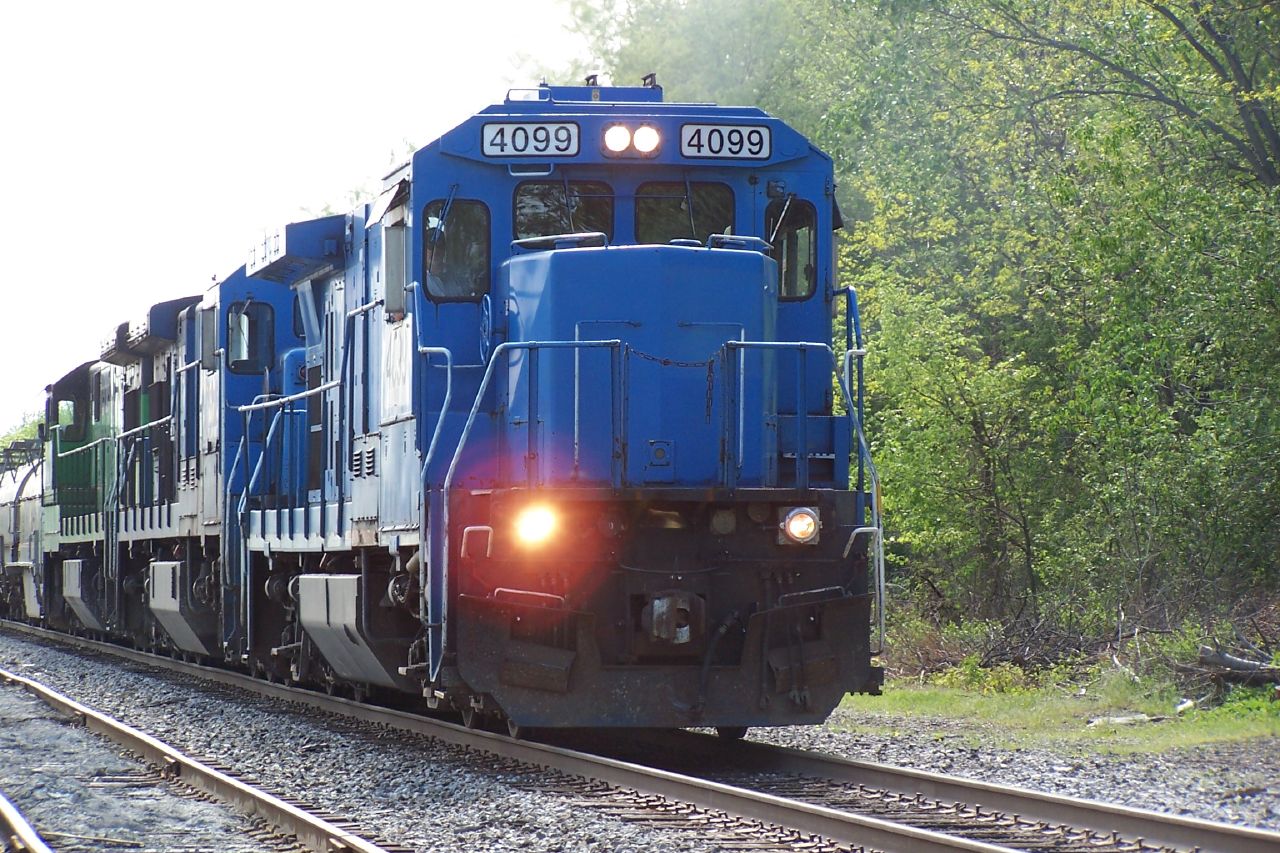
[{"left": 603, "top": 123, "right": 661, "bottom": 156}]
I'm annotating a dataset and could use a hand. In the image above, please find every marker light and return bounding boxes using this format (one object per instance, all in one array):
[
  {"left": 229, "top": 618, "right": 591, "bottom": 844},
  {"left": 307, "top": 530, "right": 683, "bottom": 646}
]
[
  {"left": 780, "top": 507, "right": 820, "bottom": 545},
  {"left": 633, "top": 125, "right": 661, "bottom": 154},
  {"left": 603, "top": 124, "right": 632, "bottom": 153},
  {"left": 515, "top": 505, "right": 558, "bottom": 546}
]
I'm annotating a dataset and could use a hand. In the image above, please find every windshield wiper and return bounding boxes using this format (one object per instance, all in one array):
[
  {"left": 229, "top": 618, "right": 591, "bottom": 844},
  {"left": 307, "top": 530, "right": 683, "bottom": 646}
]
[{"left": 768, "top": 192, "right": 795, "bottom": 246}]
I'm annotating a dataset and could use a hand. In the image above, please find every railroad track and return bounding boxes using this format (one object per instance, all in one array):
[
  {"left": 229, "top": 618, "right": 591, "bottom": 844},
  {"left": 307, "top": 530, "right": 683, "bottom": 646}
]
[
  {"left": 562, "top": 727, "right": 1280, "bottom": 853},
  {"left": 0, "top": 657, "right": 406, "bottom": 853},
  {"left": 3, "top": 620, "right": 1277, "bottom": 853},
  {"left": 1, "top": 787, "right": 53, "bottom": 853}
]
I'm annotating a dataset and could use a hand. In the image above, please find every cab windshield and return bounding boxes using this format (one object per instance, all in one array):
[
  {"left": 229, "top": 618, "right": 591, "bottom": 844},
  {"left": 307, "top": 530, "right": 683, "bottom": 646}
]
[
  {"left": 635, "top": 181, "right": 733, "bottom": 245},
  {"left": 514, "top": 180, "right": 614, "bottom": 241}
]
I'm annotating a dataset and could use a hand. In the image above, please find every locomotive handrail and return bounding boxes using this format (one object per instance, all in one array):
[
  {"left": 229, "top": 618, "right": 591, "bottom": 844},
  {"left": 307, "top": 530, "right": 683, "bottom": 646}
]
[
  {"left": 415, "top": 344, "right": 454, "bottom": 649},
  {"left": 103, "top": 415, "right": 177, "bottom": 515},
  {"left": 510, "top": 231, "right": 607, "bottom": 253},
  {"left": 235, "top": 381, "right": 340, "bottom": 414},
  {"left": 221, "top": 432, "right": 248, "bottom": 649},
  {"left": 707, "top": 233, "right": 771, "bottom": 253},
  {"left": 722, "top": 340, "right": 885, "bottom": 656},
  {"left": 421, "top": 338, "right": 623, "bottom": 681},
  {"left": 347, "top": 297, "right": 383, "bottom": 319},
  {"left": 53, "top": 434, "right": 113, "bottom": 459},
  {"left": 416, "top": 346, "right": 454, "bottom": 484},
  {"left": 843, "top": 348, "right": 884, "bottom": 655},
  {"left": 835, "top": 286, "right": 866, "bottom": 496},
  {"left": 115, "top": 414, "right": 173, "bottom": 442},
  {"left": 720, "top": 341, "right": 832, "bottom": 489},
  {"left": 232, "top": 402, "right": 290, "bottom": 661},
  {"left": 241, "top": 407, "right": 287, "bottom": 511},
  {"left": 442, "top": 339, "right": 625, "bottom": 494}
]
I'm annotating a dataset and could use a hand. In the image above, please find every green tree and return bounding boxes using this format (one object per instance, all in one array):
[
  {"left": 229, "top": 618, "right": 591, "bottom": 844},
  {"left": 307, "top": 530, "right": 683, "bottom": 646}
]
[
  {"left": 0, "top": 412, "right": 41, "bottom": 448},
  {"left": 569, "top": 0, "right": 1280, "bottom": 639}
]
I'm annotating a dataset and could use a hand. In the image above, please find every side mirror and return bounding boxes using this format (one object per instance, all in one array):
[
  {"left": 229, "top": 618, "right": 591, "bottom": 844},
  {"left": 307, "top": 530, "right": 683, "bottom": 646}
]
[
  {"left": 37, "top": 422, "right": 46, "bottom": 443},
  {"left": 200, "top": 306, "right": 218, "bottom": 371}
]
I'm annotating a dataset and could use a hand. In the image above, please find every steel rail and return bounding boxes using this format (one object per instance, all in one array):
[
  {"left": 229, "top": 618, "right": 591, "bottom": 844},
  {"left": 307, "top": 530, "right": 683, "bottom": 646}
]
[
  {"left": 6, "top": 622, "right": 1278, "bottom": 852},
  {"left": 0, "top": 622, "right": 1010, "bottom": 852},
  {"left": 617, "top": 727, "right": 1280, "bottom": 853},
  {"left": 0, "top": 788, "right": 53, "bottom": 853},
  {"left": 0, "top": 661, "right": 394, "bottom": 853}
]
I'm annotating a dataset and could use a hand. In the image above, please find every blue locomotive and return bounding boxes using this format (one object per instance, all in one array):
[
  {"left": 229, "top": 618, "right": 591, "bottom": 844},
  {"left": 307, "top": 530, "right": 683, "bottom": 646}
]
[{"left": 1, "top": 81, "right": 884, "bottom": 735}]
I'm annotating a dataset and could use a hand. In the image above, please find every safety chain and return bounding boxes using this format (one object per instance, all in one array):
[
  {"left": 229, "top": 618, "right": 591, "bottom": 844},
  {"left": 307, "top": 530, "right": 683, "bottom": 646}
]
[{"left": 626, "top": 346, "right": 718, "bottom": 422}]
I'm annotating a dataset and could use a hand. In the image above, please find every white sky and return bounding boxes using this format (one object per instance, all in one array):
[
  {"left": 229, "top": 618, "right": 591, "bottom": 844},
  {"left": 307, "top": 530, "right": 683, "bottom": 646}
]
[{"left": 0, "top": 0, "right": 590, "bottom": 423}]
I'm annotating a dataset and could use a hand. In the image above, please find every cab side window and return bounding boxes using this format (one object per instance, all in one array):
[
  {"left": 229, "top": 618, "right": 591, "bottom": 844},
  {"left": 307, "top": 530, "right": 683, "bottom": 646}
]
[
  {"left": 227, "top": 301, "right": 274, "bottom": 374},
  {"left": 766, "top": 198, "right": 817, "bottom": 300},
  {"left": 423, "top": 199, "right": 490, "bottom": 301},
  {"left": 55, "top": 398, "right": 85, "bottom": 442}
]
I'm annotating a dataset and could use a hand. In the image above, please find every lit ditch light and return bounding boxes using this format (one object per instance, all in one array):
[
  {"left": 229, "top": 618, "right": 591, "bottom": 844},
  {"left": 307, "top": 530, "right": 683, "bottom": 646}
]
[
  {"left": 779, "top": 507, "right": 820, "bottom": 545},
  {"left": 514, "top": 505, "right": 558, "bottom": 547}
]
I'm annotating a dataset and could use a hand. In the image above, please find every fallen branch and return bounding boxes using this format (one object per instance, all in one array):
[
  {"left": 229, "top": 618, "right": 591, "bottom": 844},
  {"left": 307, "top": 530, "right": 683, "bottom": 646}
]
[
  {"left": 1199, "top": 645, "right": 1273, "bottom": 671},
  {"left": 1193, "top": 646, "right": 1280, "bottom": 685},
  {"left": 1233, "top": 623, "right": 1270, "bottom": 661}
]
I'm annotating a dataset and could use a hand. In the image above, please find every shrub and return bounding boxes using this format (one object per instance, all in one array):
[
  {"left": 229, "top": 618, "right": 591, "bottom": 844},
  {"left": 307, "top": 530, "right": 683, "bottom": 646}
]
[{"left": 931, "top": 655, "right": 1032, "bottom": 694}]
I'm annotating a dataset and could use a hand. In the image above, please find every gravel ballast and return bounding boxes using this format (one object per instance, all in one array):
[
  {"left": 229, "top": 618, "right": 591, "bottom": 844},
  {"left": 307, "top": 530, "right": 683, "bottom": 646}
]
[
  {"left": 0, "top": 678, "right": 279, "bottom": 852},
  {"left": 0, "top": 628, "right": 1275, "bottom": 851},
  {"left": 749, "top": 704, "right": 1280, "bottom": 832},
  {"left": 0, "top": 632, "right": 730, "bottom": 853}
]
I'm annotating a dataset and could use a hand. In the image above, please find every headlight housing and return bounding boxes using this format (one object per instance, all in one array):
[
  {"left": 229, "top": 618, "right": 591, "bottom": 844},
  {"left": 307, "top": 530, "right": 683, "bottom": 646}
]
[
  {"left": 603, "top": 124, "right": 632, "bottom": 153},
  {"left": 514, "top": 505, "right": 558, "bottom": 547},
  {"left": 632, "top": 125, "right": 661, "bottom": 153},
  {"left": 779, "top": 507, "right": 820, "bottom": 545}
]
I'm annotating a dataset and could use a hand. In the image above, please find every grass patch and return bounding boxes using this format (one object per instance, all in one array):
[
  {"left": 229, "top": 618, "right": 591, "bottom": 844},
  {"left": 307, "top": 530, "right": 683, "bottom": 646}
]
[{"left": 836, "top": 677, "right": 1280, "bottom": 754}]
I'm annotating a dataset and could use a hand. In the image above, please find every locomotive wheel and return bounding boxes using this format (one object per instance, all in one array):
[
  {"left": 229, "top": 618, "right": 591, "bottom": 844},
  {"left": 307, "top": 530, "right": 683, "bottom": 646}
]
[{"left": 715, "top": 726, "right": 749, "bottom": 741}]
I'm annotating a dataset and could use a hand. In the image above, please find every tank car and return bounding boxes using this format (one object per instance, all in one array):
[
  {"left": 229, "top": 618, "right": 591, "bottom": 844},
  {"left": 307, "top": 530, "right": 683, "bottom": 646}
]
[{"left": 13, "top": 81, "right": 885, "bottom": 735}]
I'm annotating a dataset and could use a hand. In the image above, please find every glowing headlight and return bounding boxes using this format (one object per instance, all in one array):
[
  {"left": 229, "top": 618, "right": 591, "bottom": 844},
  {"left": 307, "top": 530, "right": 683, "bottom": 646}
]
[
  {"left": 633, "top": 125, "right": 661, "bottom": 153},
  {"left": 780, "top": 507, "right": 820, "bottom": 545},
  {"left": 515, "top": 505, "right": 558, "bottom": 546},
  {"left": 603, "top": 124, "right": 632, "bottom": 153}
]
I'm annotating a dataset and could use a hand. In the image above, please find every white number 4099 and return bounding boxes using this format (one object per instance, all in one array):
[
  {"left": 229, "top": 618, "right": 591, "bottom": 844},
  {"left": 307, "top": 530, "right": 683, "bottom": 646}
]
[
  {"left": 680, "top": 124, "right": 771, "bottom": 159},
  {"left": 482, "top": 122, "right": 579, "bottom": 157}
]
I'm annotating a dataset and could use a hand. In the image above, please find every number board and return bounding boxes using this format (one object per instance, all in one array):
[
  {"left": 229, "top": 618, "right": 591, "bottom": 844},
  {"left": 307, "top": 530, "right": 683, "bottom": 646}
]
[
  {"left": 680, "top": 124, "right": 771, "bottom": 160},
  {"left": 482, "top": 122, "right": 579, "bottom": 157}
]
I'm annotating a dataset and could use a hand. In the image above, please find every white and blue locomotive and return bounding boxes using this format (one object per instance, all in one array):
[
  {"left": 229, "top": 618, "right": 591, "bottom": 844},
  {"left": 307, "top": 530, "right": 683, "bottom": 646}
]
[{"left": 1, "top": 82, "right": 884, "bottom": 734}]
